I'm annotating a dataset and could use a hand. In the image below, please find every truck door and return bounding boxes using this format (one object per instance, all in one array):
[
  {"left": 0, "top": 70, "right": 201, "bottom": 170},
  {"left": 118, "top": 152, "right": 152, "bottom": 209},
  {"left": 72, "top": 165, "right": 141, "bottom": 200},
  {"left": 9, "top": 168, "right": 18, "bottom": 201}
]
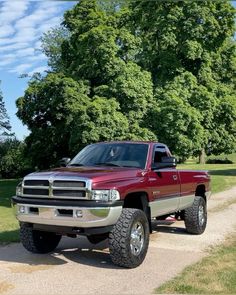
[{"left": 148, "top": 145, "right": 181, "bottom": 217}]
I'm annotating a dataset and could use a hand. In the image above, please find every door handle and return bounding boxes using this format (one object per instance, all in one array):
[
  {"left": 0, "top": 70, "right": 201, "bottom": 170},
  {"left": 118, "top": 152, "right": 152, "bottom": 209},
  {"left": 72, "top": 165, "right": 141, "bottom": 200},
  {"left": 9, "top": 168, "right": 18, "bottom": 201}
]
[{"left": 173, "top": 175, "right": 178, "bottom": 181}]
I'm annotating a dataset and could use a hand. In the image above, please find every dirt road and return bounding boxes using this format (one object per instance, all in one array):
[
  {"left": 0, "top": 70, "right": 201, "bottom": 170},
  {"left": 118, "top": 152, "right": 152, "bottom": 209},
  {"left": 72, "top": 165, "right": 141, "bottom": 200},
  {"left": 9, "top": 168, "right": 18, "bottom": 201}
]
[{"left": 1, "top": 187, "right": 236, "bottom": 295}]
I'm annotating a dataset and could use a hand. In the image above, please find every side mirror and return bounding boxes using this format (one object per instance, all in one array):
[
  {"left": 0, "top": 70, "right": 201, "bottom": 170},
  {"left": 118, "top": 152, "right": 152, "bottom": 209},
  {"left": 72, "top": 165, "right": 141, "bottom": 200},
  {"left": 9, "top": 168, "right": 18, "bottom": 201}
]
[
  {"left": 59, "top": 157, "right": 71, "bottom": 167},
  {"left": 151, "top": 156, "right": 177, "bottom": 170}
]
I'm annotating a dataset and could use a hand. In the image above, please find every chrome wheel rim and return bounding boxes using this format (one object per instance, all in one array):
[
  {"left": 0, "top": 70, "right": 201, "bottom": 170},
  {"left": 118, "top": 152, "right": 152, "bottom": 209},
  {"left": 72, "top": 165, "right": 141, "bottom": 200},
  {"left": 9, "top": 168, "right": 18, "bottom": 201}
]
[
  {"left": 130, "top": 221, "right": 144, "bottom": 256},
  {"left": 198, "top": 205, "right": 205, "bottom": 226}
]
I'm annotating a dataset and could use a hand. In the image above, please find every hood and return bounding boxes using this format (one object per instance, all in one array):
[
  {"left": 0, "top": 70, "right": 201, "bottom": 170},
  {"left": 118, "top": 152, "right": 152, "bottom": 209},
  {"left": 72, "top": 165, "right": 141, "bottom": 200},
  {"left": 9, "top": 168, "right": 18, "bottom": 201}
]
[{"left": 25, "top": 166, "right": 142, "bottom": 184}]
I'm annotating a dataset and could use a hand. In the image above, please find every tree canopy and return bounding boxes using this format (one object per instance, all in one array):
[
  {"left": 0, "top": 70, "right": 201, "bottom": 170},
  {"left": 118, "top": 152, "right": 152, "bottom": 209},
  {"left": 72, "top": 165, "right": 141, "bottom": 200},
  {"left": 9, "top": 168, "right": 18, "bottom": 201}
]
[
  {"left": 17, "top": 0, "right": 236, "bottom": 167},
  {"left": 131, "top": 0, "right": 236, "bottom": 162}
]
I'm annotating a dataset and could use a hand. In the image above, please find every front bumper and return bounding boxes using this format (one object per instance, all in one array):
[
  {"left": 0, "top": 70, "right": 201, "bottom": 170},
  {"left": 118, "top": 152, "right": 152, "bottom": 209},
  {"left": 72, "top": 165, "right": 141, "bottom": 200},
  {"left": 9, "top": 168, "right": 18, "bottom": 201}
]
[{"left": 12, "top": 196, "right": 122, "bottom": 228}]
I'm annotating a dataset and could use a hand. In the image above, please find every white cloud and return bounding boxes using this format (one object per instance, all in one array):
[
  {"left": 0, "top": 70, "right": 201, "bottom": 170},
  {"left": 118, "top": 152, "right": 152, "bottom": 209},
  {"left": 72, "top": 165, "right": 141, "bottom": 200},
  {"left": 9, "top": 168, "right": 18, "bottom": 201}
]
[
  {"left": 0, "top": 1, "right": 29, "bottom": 26},
  {"left": 0, "top": 57, "right": 15, "bottom": 66},
  {"left": 37, "top": 16, "right": 62, "bottom": 33},
  {"left": 9, "top": 63, "right": 33, "bottom": 74},
  {"left": 28, "top": 53, "right": 47, "bottom": 62},
  {"left": 0, "top": 1, "right": 73, "bottom": 75},
  {"left": 0, "top": 42, "right": 29, "bottom": 52},
  {"left": 0, "top": 25, "right": 15, "bottom": 38},
  {"left": 14, "top": 48, "right": 35, "bottom": 57}
]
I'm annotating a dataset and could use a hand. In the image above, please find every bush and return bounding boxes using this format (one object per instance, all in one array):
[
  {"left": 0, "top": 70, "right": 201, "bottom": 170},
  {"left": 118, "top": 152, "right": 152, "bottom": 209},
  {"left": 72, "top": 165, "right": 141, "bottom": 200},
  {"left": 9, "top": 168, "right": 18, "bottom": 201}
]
[
  {"left": 0, "top": 138, "right": 33, "bottom": 178},
  {"left": 206, "top": 158, "right": 234, "bottom": 164}
]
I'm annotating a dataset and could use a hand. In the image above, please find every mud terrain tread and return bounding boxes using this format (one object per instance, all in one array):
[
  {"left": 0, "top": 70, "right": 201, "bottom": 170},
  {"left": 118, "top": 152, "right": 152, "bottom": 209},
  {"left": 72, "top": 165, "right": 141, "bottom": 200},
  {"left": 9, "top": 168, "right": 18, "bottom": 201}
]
[
  {"left": 109, "top": 208, "right": 149, "bottom": 268},
  {"left": 20, "top": 224, "right": 61, "bottom": 253},
  {"left": 184, "top": 196, "right": 207, "bottom": 234}
]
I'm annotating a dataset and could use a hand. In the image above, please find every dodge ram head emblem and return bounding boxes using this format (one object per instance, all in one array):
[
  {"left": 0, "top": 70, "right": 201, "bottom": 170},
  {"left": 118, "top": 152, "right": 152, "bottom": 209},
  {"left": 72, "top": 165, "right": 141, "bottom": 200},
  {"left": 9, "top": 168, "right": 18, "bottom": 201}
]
[{"left": 48, "top": 177, "right": 53, "bottom": 197}]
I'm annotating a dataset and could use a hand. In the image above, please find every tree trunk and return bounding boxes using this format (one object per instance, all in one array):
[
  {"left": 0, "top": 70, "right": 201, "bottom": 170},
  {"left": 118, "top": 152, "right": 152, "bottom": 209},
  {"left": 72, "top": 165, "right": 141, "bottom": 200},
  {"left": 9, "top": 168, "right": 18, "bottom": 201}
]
[{"left": 199, "top": 148, "right": 206, "bottom": 164}]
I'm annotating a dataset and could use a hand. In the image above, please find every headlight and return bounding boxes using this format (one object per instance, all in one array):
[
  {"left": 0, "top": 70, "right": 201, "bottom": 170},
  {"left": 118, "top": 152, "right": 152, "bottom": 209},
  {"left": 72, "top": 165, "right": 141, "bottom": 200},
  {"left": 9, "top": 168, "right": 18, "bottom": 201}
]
[
  {"left": 16, "top": 182, "right": 23, "bottom": 196},
  {"left": 91, "top": 189, "right": 120, "bottom": 201}
]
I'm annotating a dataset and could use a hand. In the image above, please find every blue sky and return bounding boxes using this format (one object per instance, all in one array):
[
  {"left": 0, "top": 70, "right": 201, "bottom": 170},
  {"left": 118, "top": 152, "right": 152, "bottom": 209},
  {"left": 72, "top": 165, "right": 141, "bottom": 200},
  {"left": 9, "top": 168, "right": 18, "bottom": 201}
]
[{"left": 0, "top": 1, "right": 76, "bottom": 140}]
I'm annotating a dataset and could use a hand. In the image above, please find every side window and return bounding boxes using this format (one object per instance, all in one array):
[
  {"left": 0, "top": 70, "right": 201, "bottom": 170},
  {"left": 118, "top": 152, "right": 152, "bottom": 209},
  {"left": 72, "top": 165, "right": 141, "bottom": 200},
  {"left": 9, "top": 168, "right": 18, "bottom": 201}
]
[{"left": 153, "top": 146, "right": 168, "bottom": 164}]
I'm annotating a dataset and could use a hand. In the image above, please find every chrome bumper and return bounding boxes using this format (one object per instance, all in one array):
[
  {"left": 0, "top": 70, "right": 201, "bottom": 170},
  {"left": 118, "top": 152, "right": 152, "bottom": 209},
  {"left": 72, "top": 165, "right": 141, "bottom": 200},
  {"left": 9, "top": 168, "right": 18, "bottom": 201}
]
[{"left": 13, "top": 203, "right": 122, "bottom": 228}]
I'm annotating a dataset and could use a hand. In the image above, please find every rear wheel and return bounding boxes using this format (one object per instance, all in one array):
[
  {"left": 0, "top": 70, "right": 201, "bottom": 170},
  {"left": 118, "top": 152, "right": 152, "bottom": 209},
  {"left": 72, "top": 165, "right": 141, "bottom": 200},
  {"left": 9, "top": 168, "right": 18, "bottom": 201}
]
[
  {"left": 20, "top": 223, "right": 62, "bottom": 253},
  {"left": 109, "top": 208, "right": 149, "bottom": 268},
  {"left": 184, "top": 196, "right": 207, "bottom": 234}
]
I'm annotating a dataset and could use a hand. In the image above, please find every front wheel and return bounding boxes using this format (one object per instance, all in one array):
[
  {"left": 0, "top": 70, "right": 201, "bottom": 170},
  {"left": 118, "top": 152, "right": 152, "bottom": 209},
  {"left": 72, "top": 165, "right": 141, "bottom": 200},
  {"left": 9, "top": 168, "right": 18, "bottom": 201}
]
[
  {"left": 20, "top": 223, "right": 62, "bottom": 253},
  {"left": 184, "top": 196, "right": 207, "bottom": 234},
  {"left": 109, "top": 208, "right": 149, "bottom": 268}
]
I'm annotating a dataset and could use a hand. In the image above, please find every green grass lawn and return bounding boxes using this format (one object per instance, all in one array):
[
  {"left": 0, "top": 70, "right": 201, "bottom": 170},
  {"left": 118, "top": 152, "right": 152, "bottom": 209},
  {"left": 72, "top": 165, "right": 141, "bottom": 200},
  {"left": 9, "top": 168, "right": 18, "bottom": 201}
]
[
  {"left": 0, "top": 179, "right": 20, "bottom": 244},
  {"left": 155, "top": 235, "right": 236, "bottom": 294}
]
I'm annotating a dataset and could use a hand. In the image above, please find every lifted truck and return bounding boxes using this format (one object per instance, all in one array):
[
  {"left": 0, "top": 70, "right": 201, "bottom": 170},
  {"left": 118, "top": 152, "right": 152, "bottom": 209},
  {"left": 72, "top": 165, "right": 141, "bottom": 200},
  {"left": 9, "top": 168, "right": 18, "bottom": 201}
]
[{"left": 12, "top": 141, "right": 211, "bottom": 268}]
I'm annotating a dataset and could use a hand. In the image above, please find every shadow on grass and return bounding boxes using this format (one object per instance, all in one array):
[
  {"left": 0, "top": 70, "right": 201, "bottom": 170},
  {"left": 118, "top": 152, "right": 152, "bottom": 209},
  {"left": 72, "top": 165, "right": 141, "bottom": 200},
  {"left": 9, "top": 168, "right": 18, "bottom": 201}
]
[
  {"left": 0, "top": 229, "right": 19, "bottom": 244},
  {"left": 0, "top": 179, "right": 20, "bottom": 208},
  {"left": 209, "top": 169, "right": 236, "bottom": 176}
]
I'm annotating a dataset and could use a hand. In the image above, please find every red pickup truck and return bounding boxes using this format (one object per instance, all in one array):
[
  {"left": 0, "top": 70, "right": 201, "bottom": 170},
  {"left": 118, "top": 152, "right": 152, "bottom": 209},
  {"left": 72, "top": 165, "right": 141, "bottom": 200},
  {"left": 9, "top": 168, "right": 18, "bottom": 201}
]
[{"left": 12, "top": 141, "right": 211, "bottom": 268}]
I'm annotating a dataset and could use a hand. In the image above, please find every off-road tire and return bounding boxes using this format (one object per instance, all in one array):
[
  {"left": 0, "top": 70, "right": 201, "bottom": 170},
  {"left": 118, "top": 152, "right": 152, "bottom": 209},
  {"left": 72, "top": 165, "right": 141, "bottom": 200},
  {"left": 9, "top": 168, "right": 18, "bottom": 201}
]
[
  {"left": 184, "top": 196, "right": 207, "bottom": 234},
  {"left": 109, "top": 208, "right": 149, "bottom": 268},
  {"left": 20, "top": 223, "right": 62, "bottom": 253}
]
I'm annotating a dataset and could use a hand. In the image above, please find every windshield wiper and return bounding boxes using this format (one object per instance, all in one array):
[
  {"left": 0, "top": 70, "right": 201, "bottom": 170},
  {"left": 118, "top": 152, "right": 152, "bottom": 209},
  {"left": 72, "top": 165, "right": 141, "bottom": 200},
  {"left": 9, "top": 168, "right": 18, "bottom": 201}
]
[
  {"left": 69, "top": 163, "right": 84, "bottom": 167},
  {"left": 94, "top": 162, "right": 120, "bottom": 167},
  {"left": 121, "top": 165, "right": 141, "bottom": 168}
]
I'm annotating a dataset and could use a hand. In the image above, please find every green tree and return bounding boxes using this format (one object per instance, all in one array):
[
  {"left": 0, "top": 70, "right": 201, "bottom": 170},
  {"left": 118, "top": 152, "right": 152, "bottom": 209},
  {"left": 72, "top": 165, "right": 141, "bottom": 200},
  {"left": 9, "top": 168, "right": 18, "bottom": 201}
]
[
  {"left": 0, "top": 83, "right": 11, "bottom": 136},
  {"left": 16, "top": 73, "right": 90, "bottom": 168},
  {"left": 17, "top": 72, "right": 150, "bottom": 168},
  {"left": 132, "top": 0, "right": 236, "bottom": 162},
  {"left": 0, "top": 138, "right": 31, "bottom": 178},
  {"left": 61, "top": 0, "right": 155, "bottom": 131},
  {"left": 19, "top": 0, "right": 156, "bottom": 168},
  {"left": 41, "top": 26, "right": 70, "bottom": 72},
  {"left": 150, "top": 72, "right": 204, "bottom": 161},
  {"left": 18, "top": 0, "right": 236, "bottom": 167}
]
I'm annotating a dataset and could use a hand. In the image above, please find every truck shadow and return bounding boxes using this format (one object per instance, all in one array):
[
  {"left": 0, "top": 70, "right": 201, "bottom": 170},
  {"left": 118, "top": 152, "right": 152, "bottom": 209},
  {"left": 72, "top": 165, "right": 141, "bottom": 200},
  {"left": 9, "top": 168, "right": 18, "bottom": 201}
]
[
  {"left": 0, "top": 223, "right": 189, "bottom": 269},
  {"left": 0, "top": 236, "right": 118, "bottom": 270},
  {"left": 57, "top": 237, "right": 120, "bottom": 269},
  {"left": 152, "top": 220, "right": 189, "bottom": 235}
]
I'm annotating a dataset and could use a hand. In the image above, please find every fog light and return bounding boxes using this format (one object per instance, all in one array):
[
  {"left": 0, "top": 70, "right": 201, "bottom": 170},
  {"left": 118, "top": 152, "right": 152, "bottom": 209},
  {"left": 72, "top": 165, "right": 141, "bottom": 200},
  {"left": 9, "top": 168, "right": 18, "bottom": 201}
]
[
  {"left": 75, "top": 210, "right": 83, "bottom": 218},
  {"left": 19, "top": 206, "right": 26, "bottom": 214}
]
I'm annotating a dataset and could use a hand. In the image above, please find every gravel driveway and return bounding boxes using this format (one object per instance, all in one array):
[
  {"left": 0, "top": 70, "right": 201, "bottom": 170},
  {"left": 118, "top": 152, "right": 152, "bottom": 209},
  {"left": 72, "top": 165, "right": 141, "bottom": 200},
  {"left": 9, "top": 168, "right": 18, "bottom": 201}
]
[{"left": 1, "top": 187, "right": 236, "bottom": 295}]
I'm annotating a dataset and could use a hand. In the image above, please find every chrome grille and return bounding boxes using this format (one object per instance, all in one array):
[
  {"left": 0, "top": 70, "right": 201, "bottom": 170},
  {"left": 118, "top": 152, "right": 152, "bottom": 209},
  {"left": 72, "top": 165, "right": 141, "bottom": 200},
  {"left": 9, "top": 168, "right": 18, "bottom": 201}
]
[
  {"left": 24, "top": 180, "right": 49, "bottom": 186},
  {"left": 23, "top": 188, "right": 49, "bottom": 196},
  {"left": 53, "top": 180, "right": 85, "bottom": 188},
  {"left": 53, "top": 189, "right": 86, "bottom": 198},
  {"left": 22, "top": 177, "right": 91, "bottom": 200}
]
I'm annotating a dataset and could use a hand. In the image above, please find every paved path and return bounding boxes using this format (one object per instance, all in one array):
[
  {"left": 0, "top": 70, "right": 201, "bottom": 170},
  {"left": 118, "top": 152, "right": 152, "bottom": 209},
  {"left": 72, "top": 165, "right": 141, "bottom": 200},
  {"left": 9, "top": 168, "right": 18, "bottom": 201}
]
[{"left": 0, "top": 187, "right": 236, "bottom": 295}]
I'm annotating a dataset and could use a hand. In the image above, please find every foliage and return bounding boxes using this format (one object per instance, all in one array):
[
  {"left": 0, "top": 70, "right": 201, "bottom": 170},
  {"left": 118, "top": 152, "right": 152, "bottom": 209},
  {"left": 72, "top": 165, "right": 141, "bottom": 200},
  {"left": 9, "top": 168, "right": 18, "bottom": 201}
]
[
  {"left": 0, "top": 138, "right": 31, "bottom": 178},
  {"left": 206, "top": 158, "right": 233, "bottom": 164},
  {"left": 18, "top": 0, "right": 156, "bottom": 168},
  {"left": 16, "top": 73, "right": 90, "bottom": 168},
  {"left": 41, "top": 26, "right": 70, "bottom": 72},
  {"left": 17, "top": 0, "right": 236, "bottom": 168},
  {"left": 0, "top": 83, "right": 11, "bottom": 137},
  {"left": 131, "top": 0, "right": 236, "bottom": 161}
]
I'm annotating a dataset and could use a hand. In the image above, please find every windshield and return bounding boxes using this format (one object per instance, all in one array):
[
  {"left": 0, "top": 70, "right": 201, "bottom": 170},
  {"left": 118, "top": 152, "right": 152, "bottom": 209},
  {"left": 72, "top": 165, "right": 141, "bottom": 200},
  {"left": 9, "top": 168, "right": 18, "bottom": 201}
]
[{"left": 69, "top": 143, "right": 149, "bottom": 169}]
